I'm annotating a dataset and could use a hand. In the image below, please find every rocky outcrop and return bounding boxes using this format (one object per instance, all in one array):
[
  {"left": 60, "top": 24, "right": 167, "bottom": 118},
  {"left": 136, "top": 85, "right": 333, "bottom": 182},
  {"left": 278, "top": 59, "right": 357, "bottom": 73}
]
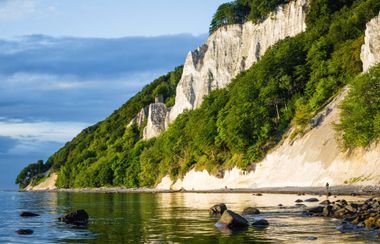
[
  {"left": 156, "top": 85, "right": 380, "bottom": 190},
  {"left": 143, "top": 103, "right": 169, "bottom": 139},
  {"left": 361, "top": 12, "right": 380, "bottom": 72},
  {"left": 141, "top": 0, "right": 308, "bottom": 139},
  {"left": 168, "top": 0, "right": 308, "bottom": 123},
  {"left": 156, "top": 11, "right": 380, "bottom": 187},
  {"left": 128, "top": 107, "right": 148, "bottom": 128},
  {"left": 25, "top": 173, "right": 57, "bottom": 191}
]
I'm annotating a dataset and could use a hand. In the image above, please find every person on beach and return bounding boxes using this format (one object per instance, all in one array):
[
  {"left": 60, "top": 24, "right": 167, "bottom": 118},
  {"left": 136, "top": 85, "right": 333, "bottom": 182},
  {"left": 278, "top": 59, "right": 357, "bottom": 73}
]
[{"left": 326, "top": 182, "right": 330, "bottom": 196}]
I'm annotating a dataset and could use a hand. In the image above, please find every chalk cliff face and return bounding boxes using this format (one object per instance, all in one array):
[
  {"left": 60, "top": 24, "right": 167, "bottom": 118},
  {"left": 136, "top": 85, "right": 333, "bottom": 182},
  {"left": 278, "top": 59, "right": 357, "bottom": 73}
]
[
  {"left": 128, "top": 107, "right": 148, "bottom": 128},
  {"left": 361, "top": 12, "right": 380, "bottom": 72},
  {"left": 138, "top": 0, "right": 308, "bottom": 139},
  {"left": 143, "top": 103, "right": 169, "bottom": 140},
  {"left": 157, "top": 12, "right": 380, "bottom": 190},
  {"left": 169, "top": 0, "right": 308, "bottom": 123}
]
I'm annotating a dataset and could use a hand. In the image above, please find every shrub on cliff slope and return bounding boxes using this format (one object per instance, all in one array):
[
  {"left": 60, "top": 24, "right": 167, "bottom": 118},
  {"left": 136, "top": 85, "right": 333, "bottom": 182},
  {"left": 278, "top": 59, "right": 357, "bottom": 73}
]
[{"left": 337, "top": 64, "right": 380, "bottom": 148}]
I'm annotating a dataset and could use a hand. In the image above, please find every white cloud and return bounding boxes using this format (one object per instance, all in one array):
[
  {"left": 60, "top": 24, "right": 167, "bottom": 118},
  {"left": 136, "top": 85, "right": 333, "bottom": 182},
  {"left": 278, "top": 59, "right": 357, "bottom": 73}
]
[
  {"left": 0, "top": 119, "right": 88, "bottom": 143},
  {"left": 0, "top": 0, "right": 36, "bottom": 21}
]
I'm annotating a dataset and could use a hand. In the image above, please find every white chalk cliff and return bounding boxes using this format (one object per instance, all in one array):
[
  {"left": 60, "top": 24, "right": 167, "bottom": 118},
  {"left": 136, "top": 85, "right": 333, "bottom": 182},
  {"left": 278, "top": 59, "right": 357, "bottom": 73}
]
[
  {"left": 157, "top": 12, "right": 380, "bottom": 190},
  {"left": 361, "top": 13, "right": 380, "bottom": 72},
  {"left": 136, "top": 0, "right": 308, "bottom": 139}
]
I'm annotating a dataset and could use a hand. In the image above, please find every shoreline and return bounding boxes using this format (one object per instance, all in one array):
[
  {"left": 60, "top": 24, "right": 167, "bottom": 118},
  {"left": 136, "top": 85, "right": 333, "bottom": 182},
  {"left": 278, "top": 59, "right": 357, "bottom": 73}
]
[{"left": 20, "top": 185, "right": 380, "bottom": 196}]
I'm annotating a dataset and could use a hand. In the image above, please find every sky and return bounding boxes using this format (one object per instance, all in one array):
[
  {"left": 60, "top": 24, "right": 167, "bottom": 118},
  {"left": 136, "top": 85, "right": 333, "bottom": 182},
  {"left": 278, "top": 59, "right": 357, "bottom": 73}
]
[{"left": 0, "top": 0, "right": 226, "bottom": 190}]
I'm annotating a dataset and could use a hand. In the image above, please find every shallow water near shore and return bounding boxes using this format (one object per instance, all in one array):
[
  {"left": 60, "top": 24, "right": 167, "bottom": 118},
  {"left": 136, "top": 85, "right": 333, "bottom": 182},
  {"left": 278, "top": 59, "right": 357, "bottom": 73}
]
[{"left": 0, "top": 191, "right": 378, "bottom": 243}]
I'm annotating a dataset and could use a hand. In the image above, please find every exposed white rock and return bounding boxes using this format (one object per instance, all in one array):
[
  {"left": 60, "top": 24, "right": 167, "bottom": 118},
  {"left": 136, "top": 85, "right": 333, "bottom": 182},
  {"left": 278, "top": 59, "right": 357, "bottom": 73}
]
[
  {"left": 143, "top": 103, "right": 169, "bottom": 139},
  {"left": 168, "top": 0, "right": 308, "bottom": 123},
  {"left": 157, "top": 13, "right": 380, "bottom": 190},
  {"left": 157, "top": 89, "right": 380, "bottom": 190},
  {"left": 361, "top": 12, "right": 380, "bottom": 72},
  {"left": 127, "top": 107, "right": 148, "bottom": 128},
  {"left": 143, "top": 0, "right": 308, "bottom": 139},
  {"left": 25, "top": 173, "right": 57, "bottom": 191}
]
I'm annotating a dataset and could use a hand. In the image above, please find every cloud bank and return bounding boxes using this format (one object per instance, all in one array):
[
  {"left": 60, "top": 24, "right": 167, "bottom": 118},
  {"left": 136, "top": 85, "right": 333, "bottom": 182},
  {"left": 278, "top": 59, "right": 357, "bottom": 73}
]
[{"left": 0, "top": 33, "right": 206, "bottom": 189}]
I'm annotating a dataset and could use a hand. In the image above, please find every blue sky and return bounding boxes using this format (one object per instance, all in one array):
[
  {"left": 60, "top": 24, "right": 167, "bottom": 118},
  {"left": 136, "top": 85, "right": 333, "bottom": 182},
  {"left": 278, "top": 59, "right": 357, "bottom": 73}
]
[{"left": 0, "top": 0, "right": 226, "bottom": 190}]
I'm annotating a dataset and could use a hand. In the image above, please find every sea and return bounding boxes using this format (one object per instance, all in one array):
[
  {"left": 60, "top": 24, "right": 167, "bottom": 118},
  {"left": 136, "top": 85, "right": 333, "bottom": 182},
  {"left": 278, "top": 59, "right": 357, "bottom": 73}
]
[{"left": 0, "top": 191, "right": 377, "bottom": 243}]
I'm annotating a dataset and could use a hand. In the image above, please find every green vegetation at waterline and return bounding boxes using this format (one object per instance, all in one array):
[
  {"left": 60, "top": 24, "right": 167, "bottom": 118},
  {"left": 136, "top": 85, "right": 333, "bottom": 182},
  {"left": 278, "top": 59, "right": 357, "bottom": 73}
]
[{"left": 16, "top": 0, "right": 380, "bottom": 189}]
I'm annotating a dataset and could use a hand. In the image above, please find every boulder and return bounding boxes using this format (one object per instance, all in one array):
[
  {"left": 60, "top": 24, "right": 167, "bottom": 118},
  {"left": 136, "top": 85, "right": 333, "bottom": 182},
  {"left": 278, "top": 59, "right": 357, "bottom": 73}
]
[
  {"left": 252, "top": 219, "right": 269, "bottom": 227},
  {"left": 242, "top": 207, "right": 260, "bottom": 215},
  {"left": 308, "top": 206, "right": 324, "bottom": 214},
  {"left": 320, "top": 200, "right": 331, "bottom": 205},
  {"left": 323, "top": 205, "right": 333, "bottom": 217},
  {"left": 209, "top": 203, "right": 227, "bottom": 215},
  {"left": 295, "top": 199, "right": 303, "bottom": 203},
  {"left": 20, "top": 211, "right": 40, "bottom": 217},
  {"left": 58, "top": 209, "right": 89, "bottom": 225},
  {"left": 216, "top": 210, "right": 249, "bottom": 230},
  {"left": 295, "top": 203, "right": 307, "bottom": 208},
  {"left": 305, "top": 198, "right": 319, "bottom": 202},
  {"left": 16, "top": 229, "right": 33, "bottom": 235}
]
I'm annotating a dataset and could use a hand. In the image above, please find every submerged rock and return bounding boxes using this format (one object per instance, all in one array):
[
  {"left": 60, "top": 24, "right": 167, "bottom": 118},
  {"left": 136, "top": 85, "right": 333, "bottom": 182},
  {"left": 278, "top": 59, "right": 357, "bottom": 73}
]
[
  {"left": 216, "top": 210, "right": 249, "bottom": 230},
  {"left": 209, "top": 203, "right": 227, "bottom": 215},
  {"left": 59, "top": 209, "right": 89, "bottom": 225},
  {"left": 16, "top": 229, "right": 33, "bottom": 235},
  {"left": 242, "top": 207, "right": 260, "bottom": 215},
  {"left": 20, "top": 211, "right": 40, "bottom": 217},
  {"left": 252, "top": 219, "right": 269, "bottom": 227}
]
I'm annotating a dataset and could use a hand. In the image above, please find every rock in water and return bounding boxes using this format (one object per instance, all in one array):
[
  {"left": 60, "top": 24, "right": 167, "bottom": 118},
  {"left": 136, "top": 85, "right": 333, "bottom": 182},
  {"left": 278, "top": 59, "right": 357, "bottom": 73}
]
[
  {"left": 16, "top": 229, "right": 33, "bottom": 235},
  {"left": 20, "top": 211, "right": 40, "bottom": 217},
  {"left": 209, "top": 203, "right": 227, "bottom": 215},
  {"left": 216, "top": 210, "right": 249, "bottom": 230},
  {"left": 252, "top": 219, "right": 269, "bottom": 227},
  {"left": 242, "top": 207, "right": 260, "bottom": 215},
  {"left": 59, "top": 209, "right": 89, "bottom": 225},
  {"left": 305, "top": 198, "right": 319, "bottom": 202}
]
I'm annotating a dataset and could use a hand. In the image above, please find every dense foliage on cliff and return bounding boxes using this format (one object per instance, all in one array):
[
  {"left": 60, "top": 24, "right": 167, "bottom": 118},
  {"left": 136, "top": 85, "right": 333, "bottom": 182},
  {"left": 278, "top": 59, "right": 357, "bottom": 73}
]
[
  {"left": 16, "top": 66, "right": 183, "bottom": 188},
  {"left": 337, "top": 64, "right": 380, "bottom": 148},
  {"left": 209, "top": 0, "right": 288, "bottom": 33},
  {"left": 15, "top": 160, "right": 49, "bottom": 188},
  {"left": 16, "top": 0, "right": 380, "bottom": 188}
]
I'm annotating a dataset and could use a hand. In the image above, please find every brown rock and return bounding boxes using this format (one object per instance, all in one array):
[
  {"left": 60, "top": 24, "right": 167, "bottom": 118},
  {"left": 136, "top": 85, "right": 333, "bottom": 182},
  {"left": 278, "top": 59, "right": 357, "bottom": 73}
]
[
  {"left": 16, "top": 229, "right": 33, "bottom": 235},
  {"left": 58, "top": 209, "right": 89, "bottom": 225},
  {"left": 210, "top": 203, "right": 227, "bottom": 215},
  {"left": 242, "top": 207, "right": 260, "bottom": 215},
  {"left": 216, "top": 210, "right": 249, "bottom": 230}
]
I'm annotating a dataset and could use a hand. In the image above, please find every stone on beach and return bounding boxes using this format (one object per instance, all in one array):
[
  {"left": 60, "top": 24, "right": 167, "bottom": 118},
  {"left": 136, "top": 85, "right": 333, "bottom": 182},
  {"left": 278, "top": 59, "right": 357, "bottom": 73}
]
[{"left": 304, "top": 198, "right": 319, "bottom": 202}]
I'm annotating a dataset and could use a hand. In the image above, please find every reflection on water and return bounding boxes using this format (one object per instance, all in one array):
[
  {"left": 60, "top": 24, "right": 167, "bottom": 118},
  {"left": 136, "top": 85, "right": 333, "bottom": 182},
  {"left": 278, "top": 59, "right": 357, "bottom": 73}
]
[{"left": 0, "top": 191, "right": 376, "bottom": 243}]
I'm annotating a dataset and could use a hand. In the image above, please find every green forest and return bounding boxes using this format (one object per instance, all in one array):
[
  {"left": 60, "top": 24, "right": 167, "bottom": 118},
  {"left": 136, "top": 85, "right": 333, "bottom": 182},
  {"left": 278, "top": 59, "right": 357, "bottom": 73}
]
[{"left": 17, "top": 0, "right": 380, "bottom": 189}]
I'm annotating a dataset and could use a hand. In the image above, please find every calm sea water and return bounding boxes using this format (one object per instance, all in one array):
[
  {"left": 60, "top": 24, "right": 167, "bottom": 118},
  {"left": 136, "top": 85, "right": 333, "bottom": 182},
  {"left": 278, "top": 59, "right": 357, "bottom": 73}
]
[{"left": 0, "top": 191, "right": 377, "bottom": 243}]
